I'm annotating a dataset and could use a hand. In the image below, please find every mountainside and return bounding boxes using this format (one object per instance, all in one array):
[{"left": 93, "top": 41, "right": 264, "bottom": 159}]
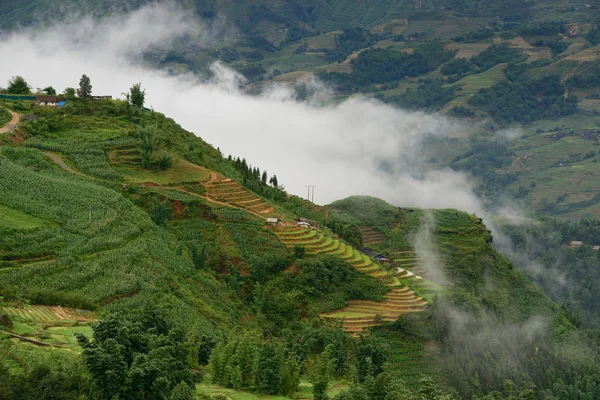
[
  {"left": 1, "top": 97, "right": 600, "bottom": 399},
  {"left": 4, "top": 0, "right": 600, "bottom": 220}
]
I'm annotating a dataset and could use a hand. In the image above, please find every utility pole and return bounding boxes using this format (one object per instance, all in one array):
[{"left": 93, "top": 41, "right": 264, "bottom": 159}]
[{"left": 306, "top": 185, "right": 316, "bottom": 203}]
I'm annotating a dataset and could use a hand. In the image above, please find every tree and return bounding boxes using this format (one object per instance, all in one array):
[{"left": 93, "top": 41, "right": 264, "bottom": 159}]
[
  {"left": 311, "top": 344, "right": 337, "bottom": 400},
  {"left": 43, "top": 86, "right": 56, "bottom": 95},
  {"left": 130, "top": 83, "right": 146, "bottom": 108},
  {"left": 153, "top": 198, "right": 168, "bottom": 226},
  {"left": 63, "top": 87, "right": 76, "bottom": 98},
  {"left": 7, "top": 76, "right": 32, "bottom": 94},
  {"left": 77, "top": 74, "right": 92, "bottom": 99},
  {"left": 281, "top": 353, "right": 301, "bottom": 396},
  {"left": 261, "top": 171, "right": 267, "bottom": 184},
  {"left": 140, "top": 125, "right": 157, "bottom": 169},
  {"left": 269, "top": 175, "right": 278, "bottom": 188},
  {"left": 169, "top": 382, "right": 194, "bottom": 400},
  {"left": 76, "top": 313, "right": 193, "bottom": 400}
]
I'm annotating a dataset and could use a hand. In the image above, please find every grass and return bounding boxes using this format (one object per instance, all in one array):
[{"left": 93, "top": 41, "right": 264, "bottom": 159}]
[
  {"left": 112, "top": 155, "right": 213, "bottom": 185},
  {"left": 196, "top": 379, "right": 346, "bottom": 399},
  {"left": 0, "top": 203, "right": 52, "bottom": 232},
  {"left": 0, "top": 108, "right": 11, "bottom": 126}
]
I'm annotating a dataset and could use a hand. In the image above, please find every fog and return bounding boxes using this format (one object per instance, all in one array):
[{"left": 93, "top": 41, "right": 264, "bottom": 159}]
[{"left": 0, "top": 3, "right": 491, "bottom": 215}]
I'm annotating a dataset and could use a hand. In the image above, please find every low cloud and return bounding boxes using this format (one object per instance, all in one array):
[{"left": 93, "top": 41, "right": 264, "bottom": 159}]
[{"left": 1, "top": 3, "right": 486, "bottom": 217}]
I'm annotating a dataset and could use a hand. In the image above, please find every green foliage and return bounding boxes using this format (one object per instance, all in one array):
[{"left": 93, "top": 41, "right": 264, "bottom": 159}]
[
  {"left": 140, "top": 124, "right": 157, "bottom": 169},
  {"left": 0, "top": 108, "right": 11, "bottom": 126},
  {"left": 293, "top": 245, "right": 306, "bottom": 259},
  {"left": 77, "top": 74, "right": 92, "bottom": 99},
  {"left": 7, "top": 76, "right": 32, "bottom": 94},
  {"left": 153, "top": 197, "right": 169, "bottom": 225},
  {"left": 384, "top": 80, "right": 458, "bottom": 112},
  {"left": 0, "top": 342, "right": 89, "bottom": 400},
  {"left": 500, "top": 217, "right": 600, "bottom": 332},
  {"left": 130, "top": 82, "right": 146, "bottom": 108},
  {"left": 76, "top": 312, "right": 194, "bottom": 400},
  {"left": 42, "top": 86, "right": 56, "bottom": 95},
  {"left": 320, "top": 42, "right": 456, "bottom": 90},
  {"left": 158, "top": 152, "right": 172, "bottom": 170},
  {"left": 469, "top": 75, "right": 577, "bottom": 125},
  {"left": 311, "top": 344, "right": 336, "bottom": 400},
  {"left": 471, "top": 43, "right": 527, "bottom": 72},
  {"left": 169, "top": 381, "right": 195, "bottom": 400}
]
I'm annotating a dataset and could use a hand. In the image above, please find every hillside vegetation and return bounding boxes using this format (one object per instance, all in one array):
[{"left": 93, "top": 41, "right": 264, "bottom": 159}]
[{"left": 1, "top": 96, "right": 599, "bottom": 399}]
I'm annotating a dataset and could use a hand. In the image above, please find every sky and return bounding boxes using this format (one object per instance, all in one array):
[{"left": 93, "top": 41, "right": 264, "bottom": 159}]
[{"left": 0, "top": 2, "right": 490, "bottom": 216}]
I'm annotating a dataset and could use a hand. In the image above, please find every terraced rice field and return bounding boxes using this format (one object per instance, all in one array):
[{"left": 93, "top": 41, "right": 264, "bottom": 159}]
[
  {"left": 0, "top": 305, "right": 94, "bottom": 323},
  {"left": 360, "top": 227, "right": 388, "bottom": 245},
  {"left": 109, "top": 143, "right": 141, "bottom": 166},
  {"left": 204, "top": 179, "right": 274, "bottom": 215},
  {"left": 394, "top": 251, "right": 441, "bottom": 299},
  {"left": 275, "top": 226, "right": 427, "bottom": 334}
]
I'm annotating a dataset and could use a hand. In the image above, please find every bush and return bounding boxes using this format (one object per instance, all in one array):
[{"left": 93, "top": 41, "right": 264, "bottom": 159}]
[{"left": 159, "top": 153, "right": 172, "bottom": 170}]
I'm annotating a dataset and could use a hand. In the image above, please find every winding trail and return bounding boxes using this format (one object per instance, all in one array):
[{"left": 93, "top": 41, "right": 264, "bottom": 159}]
[
  {"left": 43, "top": 152, "right": 87, "bottom": 176},
  {"left": 0, "top": 109, "right": 20, "bottom": 134}
]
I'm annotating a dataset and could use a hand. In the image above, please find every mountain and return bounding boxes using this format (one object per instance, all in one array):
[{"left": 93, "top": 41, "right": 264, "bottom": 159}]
[
  {"left": 3, "top": 0, "right": 600, "bottom": 220},
  {"left": 1, "top": 97, "right": 600, "bottom": 399}
]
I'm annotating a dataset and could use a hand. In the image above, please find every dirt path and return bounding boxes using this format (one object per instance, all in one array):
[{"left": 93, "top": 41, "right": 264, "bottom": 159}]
[
  {"left": 0, "top": 109, "right": 20, "bottom": 134},
  {"left": 43, "top": 152, "right": 88, "bottom": 177},
  {"left": 175, "top": 186, "right": 267, "bottom": 220},
  {"left": 42, "top": 150, "right": 269, "bottom": 220}
]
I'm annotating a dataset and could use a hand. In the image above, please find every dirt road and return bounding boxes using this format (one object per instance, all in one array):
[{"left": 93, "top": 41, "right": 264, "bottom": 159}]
[{"left": 0, "top": 109, "right": 21, "bottom": 134}]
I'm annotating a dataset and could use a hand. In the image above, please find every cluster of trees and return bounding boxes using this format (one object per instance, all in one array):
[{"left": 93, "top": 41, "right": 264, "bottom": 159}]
[
  {"left": 319, "top": 41, "right": 455, "bottom": 91},
  {"left": 470, "top": 43, "right": 527, "bottom": 71},
  {"left": 451, "top": 140, "right": 517, "bottom": 200},
  {"left": 4, "top": 75, "right": 147, "bottom": 109},
  {"left": 383, "top": 80, "right": 458, "bottom": 112},
  {"left": 209, "top": 324, "right": 402, "bottom": 399},
  {"left": 245, "top": 255, "right": 386, "bottom": 322},
  {"left": 229, "top": 156, "right": 287, "bottom": 202},
  {"left": 452, "top": 29, "right": 494, "bottom": 43},
  {"left": 501, "top": 217, "right": 600, "bottom": 332},
  {"left": 469, "top": 74, "right": 576, "bottom": 125},
  {"left": 76, "top": 312, "right": 196, "bottom": 400},
  {"left": 326, "top": 220, "right": 363, "bottom": 248},
  {"left": 324, "top": 27, "right": 378, "bottom": 63}
]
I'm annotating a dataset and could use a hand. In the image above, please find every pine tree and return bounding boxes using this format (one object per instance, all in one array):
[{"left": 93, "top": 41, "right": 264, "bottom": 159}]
[{"left": 262, "top": 171, "right": 267, "bottom": 184}]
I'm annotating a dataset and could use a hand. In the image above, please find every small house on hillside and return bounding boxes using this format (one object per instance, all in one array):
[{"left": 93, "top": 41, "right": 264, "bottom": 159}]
[
  {"left": 267, "top": 218, "right": 281, "bottom": 227},
  {"left": 92, "top": 95, "right": 112, "bottom": 100},
  {"left": 297, "top": 221, "right": 311, "bottom": 229},
  {"left": 593, "top": 245, "right": 600, "bottom": 251},
  {"left": 35, "top": 95, "right": 57, "bottom": 106},
  {"left": 570, "top": 241, "right": 583, "bottom": 248}
]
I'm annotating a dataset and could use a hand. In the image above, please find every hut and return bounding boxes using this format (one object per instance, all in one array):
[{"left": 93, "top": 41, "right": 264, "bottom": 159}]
[{"left": 267, "top": 218, "right": 281, "bottom": 227}]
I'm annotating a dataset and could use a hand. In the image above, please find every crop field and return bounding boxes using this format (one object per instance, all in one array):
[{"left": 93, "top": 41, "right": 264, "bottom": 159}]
[
  {"left": 0, "top": 203, "right": 51, "bottom": 232},
  {"left": 204, "top": 178, "right": 276, "bottom": 217},
  {"left": 0, "top": 147, "right": 240, "bottom": 330},
  {"left": 360, "top": 227, "right": 388, "bottom": 244},
  {"left": 0, "top": 305, "right": 94, "bottom": 323},
  {"left": 374, "top": 328, "right": 437, "bottom": 389},
  {"left": 305, "top": 31, "right": 340, "bottom": 50},
  {"left": 112, "top": 153, "right": 213, "bottom": 185},
  {"left": 0, "top": 305, "right": 95, "bottom": 349},
  {"left": 275, "top": 226, "right": 430, "bottom": 333},
  {"left": 445, "top": 42, "right": 492, "bottom": 59},
  {"left": 442, "top": 63, "right": 507, "bottom": 111}
]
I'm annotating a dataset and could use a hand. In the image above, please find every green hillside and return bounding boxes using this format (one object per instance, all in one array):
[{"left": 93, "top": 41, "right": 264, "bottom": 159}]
[{"left": 1, "top": 96, "right": 599, "bottom": 399}]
